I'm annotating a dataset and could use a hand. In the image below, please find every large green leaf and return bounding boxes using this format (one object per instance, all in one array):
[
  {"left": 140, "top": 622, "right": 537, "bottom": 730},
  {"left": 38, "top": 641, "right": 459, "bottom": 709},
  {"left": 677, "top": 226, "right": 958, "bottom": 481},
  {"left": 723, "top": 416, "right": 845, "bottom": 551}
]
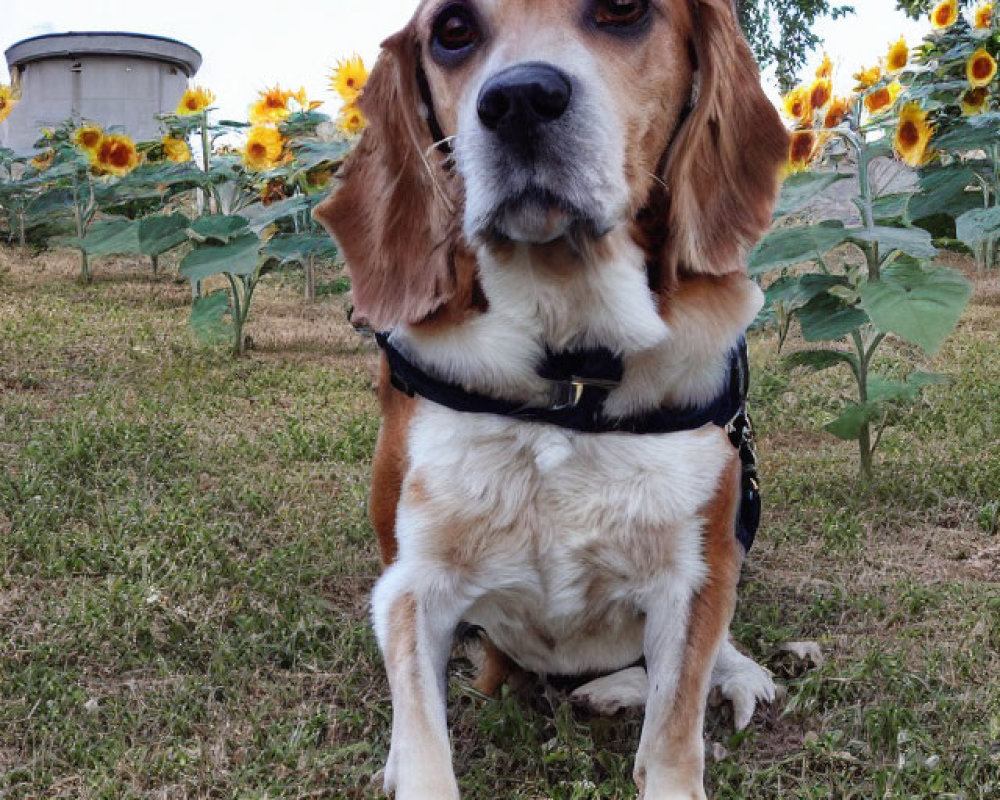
[
  {"left": 824, "top": 402, "right": 882, "bottom": 440},
  {"left": 849, "top": 226, "right": 937, "bottom": 260},
  {"left": 75, "top": 214, "right": 190, "bottom": 256},
  {"left": 76, "top": 219, "right": 137, "bottom": 255},
  {"left": 955, "top": 206, "right": 1000, "bottom": 251},
  {"left": 187, "top": 214, "right": 250, "bottom": 244},
  {"left": 910, "top": 165, "right": 982, "bottom": 221},
  {"left": 933, "top": 113, "right": 1000, "bottom": 151},
  {"left": 859, "top": 259, "right": 972, "bottom": 355},
  {"left": 180, "top": 234, "right": 262, "bottom": 281},
  {"left": 748, "top": 223, "right": 852, "bottom": 275},
  {"left": 774, "top": 172, "right": 851, "bottom": 217},
  {"left": 765, "top": 274, "right": 849, "bottom": 312},
  {"left": 241, "top": 195, "right": 313, "bottom": 234},
  {"left": 263, "top": 233, "right": 338, "bottom": 265},
  {"left": 867, "top": 372, "right": 948, "bottom": 404},
  {"left": 795, "top": 292, "right": 869, "bottom": 342},
  {"left": 136, "top": 215, "right": 190, "bottom": 255}
]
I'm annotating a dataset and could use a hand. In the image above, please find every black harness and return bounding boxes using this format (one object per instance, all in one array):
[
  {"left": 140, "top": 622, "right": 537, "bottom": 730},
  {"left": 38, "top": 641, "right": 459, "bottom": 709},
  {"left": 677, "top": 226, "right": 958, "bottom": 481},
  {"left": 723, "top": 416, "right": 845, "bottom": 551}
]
[{"left": 376, "top": 332, "right": 761, "bottom": 553}]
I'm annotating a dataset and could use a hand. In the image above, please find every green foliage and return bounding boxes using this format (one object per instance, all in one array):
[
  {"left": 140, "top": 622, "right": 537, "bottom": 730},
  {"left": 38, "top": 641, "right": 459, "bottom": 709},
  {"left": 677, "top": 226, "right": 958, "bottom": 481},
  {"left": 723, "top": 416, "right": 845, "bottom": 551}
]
[{"left": 737, "top": 0, "right": 855, "bottom": 91}]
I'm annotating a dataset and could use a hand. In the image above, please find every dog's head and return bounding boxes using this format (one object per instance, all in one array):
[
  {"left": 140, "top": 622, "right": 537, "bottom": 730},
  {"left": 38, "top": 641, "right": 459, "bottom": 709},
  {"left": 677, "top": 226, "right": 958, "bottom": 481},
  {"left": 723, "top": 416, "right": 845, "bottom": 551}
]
[{"left": 315, "top": 0, "right": 788, "bottom": 330}]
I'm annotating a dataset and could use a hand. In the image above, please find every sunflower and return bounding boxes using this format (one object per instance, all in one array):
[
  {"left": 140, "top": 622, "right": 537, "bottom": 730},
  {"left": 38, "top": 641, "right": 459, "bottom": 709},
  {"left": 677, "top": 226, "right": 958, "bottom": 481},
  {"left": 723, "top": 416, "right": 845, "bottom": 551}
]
[
  {"left": 0, "top": 84, "right": 19, "bottom": 123},
  {"left": 809, "top": 78, "right": 833, "bottom": 112},
  {"left": 894, "top": 103, "right": 934, "bottom": 167},
  {"left": 330, "top": 54, "right": 368, "bottom": 103},
  {"left": 784, "top": 129, "right": 827, "bottom": 175},
  {"left": 249, "top": 86, "right": 294, "bottom": 125},
  {"left": 782, "top": 86, "right": 812, "bottom": 124},
  {"left": 242, "top": 125, "right": 285, "bottom": 171},
  {"left": 162, "top": 136, "right": 191, "bottom": 163},
  {"left": 91, "top": 134, "right": 140, "bottom": 176},
  {"left": 73, "top": 124, "right": 104, "bottom": 153},
  {"left": 337, "top": 103, "right": 368, "bottom": 135},
  {"left": 30, "top": 150, "right": 54, "bottom": 171},
  {"left": 975, "top": 2, "right": 994, "bottom": 28},
  {"left": 824, "top": 95, "right": 854, "bottom": 128},
  {"left": 853, "top": 63, "right": 883, "bottom": 91},
  {"left": 967, "top": 48, "right": 998, "bottom": 88},
  {"left": 260, "top": 178, "right": 287, "bottom": 206},
  {"left": 816, "top": 53, "right": 833, "bottom": 80},
  {"left": 886, "top": 37, "right": 909, "bottom": 73},
  {"left": 930, "top": 0, "right": 958, "bottom": 29},
  {"left": 961, "top": 86, "right": 990, "bottom": 114},
  {"left": 864, "top": 81, "right": 902, "bottom": 115},
  {"left": 176, "top": 86, "right": 215, "bottom": 115}
]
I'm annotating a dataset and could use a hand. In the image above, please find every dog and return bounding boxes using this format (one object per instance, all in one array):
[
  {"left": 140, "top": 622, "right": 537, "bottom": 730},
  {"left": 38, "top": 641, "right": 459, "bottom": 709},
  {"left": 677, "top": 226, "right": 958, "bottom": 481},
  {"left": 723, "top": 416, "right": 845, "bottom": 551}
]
[{"left": 315, "top": 1, "right": 788, "bottom": 797}]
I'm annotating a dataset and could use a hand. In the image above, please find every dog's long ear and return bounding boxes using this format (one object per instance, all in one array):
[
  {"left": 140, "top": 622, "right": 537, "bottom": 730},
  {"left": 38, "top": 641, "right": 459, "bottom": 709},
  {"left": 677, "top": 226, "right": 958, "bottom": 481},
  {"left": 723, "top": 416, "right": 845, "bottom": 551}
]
[
  {"left": 313, "top": 27, "right": 461, "bottom": 330},
  {"left": 659, "top": 0, "right": 788, "bottom": 281}
]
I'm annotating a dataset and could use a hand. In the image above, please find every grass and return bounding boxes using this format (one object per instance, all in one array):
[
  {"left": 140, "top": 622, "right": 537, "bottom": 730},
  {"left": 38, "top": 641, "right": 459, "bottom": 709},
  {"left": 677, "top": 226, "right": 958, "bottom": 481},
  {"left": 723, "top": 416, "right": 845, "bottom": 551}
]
[{"left": 1, "top": 247, "right": 998, "bottom": 798}]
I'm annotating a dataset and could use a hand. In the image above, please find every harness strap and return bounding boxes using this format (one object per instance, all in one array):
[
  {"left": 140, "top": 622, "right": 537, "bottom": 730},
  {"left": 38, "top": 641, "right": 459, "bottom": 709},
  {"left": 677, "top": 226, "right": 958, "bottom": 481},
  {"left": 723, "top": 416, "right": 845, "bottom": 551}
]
[{"left": 376, "top": 332, "right": 761, "bottom": 552}]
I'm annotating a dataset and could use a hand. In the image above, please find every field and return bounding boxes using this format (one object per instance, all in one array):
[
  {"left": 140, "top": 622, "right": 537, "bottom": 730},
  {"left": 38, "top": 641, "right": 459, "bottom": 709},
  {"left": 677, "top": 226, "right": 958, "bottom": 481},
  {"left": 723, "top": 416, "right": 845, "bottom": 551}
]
[{"left": 1, "top": 247, "right": 998, "bottom": 798}]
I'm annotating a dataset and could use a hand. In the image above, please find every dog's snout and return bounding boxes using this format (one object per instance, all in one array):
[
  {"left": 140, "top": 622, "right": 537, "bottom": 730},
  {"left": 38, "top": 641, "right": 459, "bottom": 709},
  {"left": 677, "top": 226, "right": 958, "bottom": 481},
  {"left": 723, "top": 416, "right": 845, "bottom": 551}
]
[{"left": 477, "top": 63, "right": 572, "bottom": 139}]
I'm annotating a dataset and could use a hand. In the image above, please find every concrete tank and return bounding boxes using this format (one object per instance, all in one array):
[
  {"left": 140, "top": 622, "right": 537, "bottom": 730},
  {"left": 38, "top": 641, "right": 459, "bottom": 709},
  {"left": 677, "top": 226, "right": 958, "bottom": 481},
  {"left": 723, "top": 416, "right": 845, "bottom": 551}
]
[{"left": 1, "top": 32, "right": 202, "bottom": 154}]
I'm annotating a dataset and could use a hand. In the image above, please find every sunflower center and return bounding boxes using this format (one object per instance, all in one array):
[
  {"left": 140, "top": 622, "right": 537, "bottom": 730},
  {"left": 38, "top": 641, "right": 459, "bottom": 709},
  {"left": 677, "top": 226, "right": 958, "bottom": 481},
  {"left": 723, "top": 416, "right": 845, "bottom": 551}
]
[
  {"left": 899, "top": 121, "right": 920, "bottom": 149},
  {"left": 870, "top": 88, "right": 889, "bottom": 108},
  {"left": 346, "top": 78, "right": 355, "bottom": 87},
  {"left": 934, "top": 7, "right": 950, "bottom": 24},
  {"left": 82, "top": 132, "right": 99, "bottom": 148},
  {"left": 249, "top": 143, "right": 266, "bottom": 158},
  {"left": 791, "top": 133, "right": 815, "bottom": 161},
  {"left": 972, "top": 58, "right": 993, "bottom": 81}
]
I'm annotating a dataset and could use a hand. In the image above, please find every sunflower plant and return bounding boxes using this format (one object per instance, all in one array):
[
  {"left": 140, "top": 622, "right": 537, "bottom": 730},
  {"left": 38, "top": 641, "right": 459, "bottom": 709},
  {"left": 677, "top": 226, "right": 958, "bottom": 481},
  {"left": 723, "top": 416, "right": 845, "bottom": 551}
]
[
  {"left": 896, "top": 2, "right": 1000, "bottom": 268},
  {"left": 180, "top": 88, "right": 347, "bottom": 353},
  {"left": 756, "top": 51, "right": 973, "bottom": 480}
]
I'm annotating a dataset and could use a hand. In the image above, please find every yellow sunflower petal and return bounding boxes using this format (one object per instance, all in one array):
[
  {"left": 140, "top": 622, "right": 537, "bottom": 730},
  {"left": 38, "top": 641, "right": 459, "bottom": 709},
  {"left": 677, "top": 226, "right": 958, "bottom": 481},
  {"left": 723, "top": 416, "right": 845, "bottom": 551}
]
[
  {"left": 930, "top": 0, "right": 958, "bottom": 30},
  {"left": 961, "top": 87, "right": 990, "bottom": 115},
  {"left": 162, "top": 136, "right": 191, "bottom": 163},
  {"left": 967, "top": 48, "right": 998, "bottom": 88},
  {"left": 0, "top": 84, "right": 18, "bottom": 123},
  {"left": 886, "top": 37, "right": 909, "bottom": 74},
  {"left": 73, "top": 124, "right": 104, "bottom": 153},
  {"left": 30, "top": 150, "right": 54, "bottom": 171},
  {"left": 176, "top": 86, "right": 215, "bottom": 116},
  {"left": 337, "top": 103, "right": 368, "bottom": 136},
  {"left": 824, "top": 96, "right": 854, "bottom": 128},
  {"left": 853, "top": 63, "right": 883, "bottom": 91},
  {"left": 894, "top": 103, "right": 934, "bottom": 167},
  {"left": 91, "top": 133, "right": 141, "bottom": 177},
  {"left": 816, "top": 53, "right": 834, "bottom": 80},
  {"left": 782, "top": 86, "right": 812, "bottom": 124},
  {"left": 864, "top": 81, "right": 902, "bottom": 115},
  {"left": 330, "top": 55, "right": 368, "bottom": 104},
  {"left": 242, "top": 125, "right": 285, "bottom": 172},
  {"left": 974, "top": 2, "right": 994, "bottom": 28}
]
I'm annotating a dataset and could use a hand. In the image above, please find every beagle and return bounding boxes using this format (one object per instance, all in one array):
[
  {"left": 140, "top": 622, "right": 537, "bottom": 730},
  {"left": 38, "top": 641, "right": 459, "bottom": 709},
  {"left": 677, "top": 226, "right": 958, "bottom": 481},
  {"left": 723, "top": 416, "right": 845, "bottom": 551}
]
[{"left": 315, "top": 1, "right": 789, "bottom": 797}]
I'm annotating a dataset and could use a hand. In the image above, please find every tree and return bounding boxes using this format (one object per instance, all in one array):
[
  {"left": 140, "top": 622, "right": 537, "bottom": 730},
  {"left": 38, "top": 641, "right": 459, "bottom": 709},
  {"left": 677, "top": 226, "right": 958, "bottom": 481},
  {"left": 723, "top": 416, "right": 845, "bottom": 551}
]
[{"left": 737, "top": 0, "right": 855, "bottom": 92}]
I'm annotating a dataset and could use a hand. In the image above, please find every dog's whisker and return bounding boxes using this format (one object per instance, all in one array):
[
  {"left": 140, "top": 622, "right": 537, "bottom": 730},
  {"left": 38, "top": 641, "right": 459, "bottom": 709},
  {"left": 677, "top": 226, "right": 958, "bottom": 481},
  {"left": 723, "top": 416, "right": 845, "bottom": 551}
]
[{"left": 645, "top": 171, "right": 668, "bottom": 190}]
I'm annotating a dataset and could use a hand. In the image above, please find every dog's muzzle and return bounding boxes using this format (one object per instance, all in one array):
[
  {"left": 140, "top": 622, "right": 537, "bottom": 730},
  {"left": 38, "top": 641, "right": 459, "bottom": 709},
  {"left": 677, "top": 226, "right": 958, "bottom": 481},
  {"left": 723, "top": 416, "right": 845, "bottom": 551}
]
[{"left": 476, "top": 62, "right": 572, "bottom": 157}]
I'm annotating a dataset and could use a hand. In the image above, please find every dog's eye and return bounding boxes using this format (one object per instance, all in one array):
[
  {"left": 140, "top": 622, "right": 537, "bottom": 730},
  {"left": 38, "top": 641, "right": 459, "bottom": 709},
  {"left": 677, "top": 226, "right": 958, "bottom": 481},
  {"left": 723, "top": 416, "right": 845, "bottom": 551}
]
[
  {"left": 593, "top": 0, "right": 650, "bottom": 28},
  {"left": 432, "top": 5, "right": 481, "bottom": 53}
]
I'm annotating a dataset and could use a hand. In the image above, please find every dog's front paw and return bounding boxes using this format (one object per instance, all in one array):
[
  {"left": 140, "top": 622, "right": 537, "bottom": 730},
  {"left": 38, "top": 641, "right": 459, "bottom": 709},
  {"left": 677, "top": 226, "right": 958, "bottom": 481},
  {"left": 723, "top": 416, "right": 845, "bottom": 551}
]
[
  {"left": 570, "top": 666, "right": 648, "bottom": 716},
  {"left": 379, "top": 748, "right": 460, "bottom": 800},
  {"left": 635, "top": 766, "right": 707, "bottom": 800},
  {"left": 711, "top": 638, "right": 776, "bottom": 730}
]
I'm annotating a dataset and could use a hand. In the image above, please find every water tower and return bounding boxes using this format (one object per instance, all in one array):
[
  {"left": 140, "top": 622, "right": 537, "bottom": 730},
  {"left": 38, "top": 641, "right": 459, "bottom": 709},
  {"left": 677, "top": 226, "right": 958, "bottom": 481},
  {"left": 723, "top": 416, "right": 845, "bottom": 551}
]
[{"left": 1, "top": 32, "right": 202, "bottom": 153}]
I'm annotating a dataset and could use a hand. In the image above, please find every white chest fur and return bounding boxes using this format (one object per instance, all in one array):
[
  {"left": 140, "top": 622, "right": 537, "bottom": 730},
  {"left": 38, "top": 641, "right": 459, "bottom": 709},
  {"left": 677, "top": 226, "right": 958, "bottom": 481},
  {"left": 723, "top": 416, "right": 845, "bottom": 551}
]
[{"left": 396, "top": 404, "right": 729, "bottom": 674}]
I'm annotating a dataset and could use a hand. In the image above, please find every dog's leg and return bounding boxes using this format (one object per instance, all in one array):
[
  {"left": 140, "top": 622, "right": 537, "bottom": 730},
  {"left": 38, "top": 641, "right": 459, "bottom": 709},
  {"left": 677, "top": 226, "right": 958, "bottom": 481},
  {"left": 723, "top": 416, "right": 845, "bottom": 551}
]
[
  {"left": 634, "top": 461, "right": 742, "bottom": 800},
  {"left": 372, "top": 565, "right": 468, "bottom": 800}
]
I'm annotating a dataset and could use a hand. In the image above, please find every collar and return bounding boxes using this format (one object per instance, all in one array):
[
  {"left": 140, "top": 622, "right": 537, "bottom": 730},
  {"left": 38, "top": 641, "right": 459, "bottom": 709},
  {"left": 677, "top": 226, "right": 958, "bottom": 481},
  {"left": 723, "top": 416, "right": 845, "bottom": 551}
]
[{"left": 375, "top": 332, "right": 748, "bottom": 437}]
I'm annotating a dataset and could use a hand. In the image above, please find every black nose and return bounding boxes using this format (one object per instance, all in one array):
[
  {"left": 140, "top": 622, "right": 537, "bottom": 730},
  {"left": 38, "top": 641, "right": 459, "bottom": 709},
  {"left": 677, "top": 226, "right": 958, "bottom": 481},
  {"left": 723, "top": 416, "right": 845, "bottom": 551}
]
[{"left": 477, "top": 63, "right": 572, "bottom": 139}]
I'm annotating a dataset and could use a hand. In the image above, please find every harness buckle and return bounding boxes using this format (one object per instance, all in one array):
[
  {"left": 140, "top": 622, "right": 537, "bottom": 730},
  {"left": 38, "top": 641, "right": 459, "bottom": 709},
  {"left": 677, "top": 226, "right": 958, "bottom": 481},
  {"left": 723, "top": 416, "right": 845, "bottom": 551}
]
[{"left": 548, "top": 376, "right": 619, "bottom": 410}]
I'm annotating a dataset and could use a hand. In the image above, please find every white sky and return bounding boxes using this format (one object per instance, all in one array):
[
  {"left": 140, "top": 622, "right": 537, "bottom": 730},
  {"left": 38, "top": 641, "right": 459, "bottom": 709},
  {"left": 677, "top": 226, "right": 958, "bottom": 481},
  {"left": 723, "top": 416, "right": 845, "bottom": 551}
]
[{"left": 2, "top": 0, "right": 935, "bottom": 122}]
